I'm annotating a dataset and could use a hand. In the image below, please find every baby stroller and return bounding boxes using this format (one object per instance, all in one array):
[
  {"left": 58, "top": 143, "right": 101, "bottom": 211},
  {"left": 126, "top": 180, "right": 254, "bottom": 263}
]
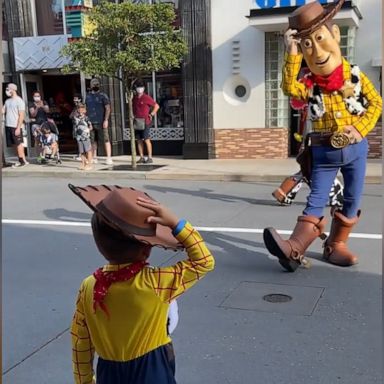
[{"left": 37, "top": 119, "right": 62, "bottom": 164}]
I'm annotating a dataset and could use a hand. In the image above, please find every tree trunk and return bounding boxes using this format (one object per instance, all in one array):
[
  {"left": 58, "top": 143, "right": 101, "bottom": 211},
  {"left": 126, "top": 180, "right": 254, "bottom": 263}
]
[{"left": 126, "top": 88, "right": 137, "bottom": 169}]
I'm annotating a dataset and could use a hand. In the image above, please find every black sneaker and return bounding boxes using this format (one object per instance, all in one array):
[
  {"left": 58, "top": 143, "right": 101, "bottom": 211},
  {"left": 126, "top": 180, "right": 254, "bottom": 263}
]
[
  {"left": 146, "top": 157, "right": 153, "bottom": 164},
  {"left": 137, "top": 157, "right": 145, "bottom": 164}
]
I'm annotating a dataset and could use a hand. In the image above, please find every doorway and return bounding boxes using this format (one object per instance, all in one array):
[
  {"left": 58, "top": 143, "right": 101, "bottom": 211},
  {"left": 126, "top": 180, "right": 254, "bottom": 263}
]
[{"left": 41, "top": 73, "right": 81, "bottom": 154}]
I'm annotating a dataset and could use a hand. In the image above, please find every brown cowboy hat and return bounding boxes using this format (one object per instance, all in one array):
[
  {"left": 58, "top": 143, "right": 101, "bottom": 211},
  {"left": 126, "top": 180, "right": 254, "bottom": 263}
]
[
  {"left": 68, "top": 184, "right": 183, "bottom": 250},
  {"left": 289, "top": 0, "right": 345, "bottom": 38}
]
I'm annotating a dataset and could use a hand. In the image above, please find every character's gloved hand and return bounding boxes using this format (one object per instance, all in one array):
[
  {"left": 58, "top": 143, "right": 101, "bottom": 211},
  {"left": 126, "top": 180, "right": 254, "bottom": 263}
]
[
  {"left": 284, "top": 29, "right": 301, "bottom": 55},
  {"left": 343, "top": 125, "right": 363, "bottom": 144}
]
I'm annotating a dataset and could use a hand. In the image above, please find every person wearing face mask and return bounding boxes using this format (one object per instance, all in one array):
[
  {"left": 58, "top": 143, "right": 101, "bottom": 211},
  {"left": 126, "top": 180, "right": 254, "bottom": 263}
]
[
  {"left": 132, "top": 80, "right": 159, "bottom": 164},
  {"left": 2, "top": 83, "right": 29, "bottom": 167},
  {"left": 263, "top": 0, "right": 382, "bottom": 272},
  {"left": 70, "top": 93, "right": 83, "bottom": 161},
  {"left": 29, "top": 90, "right": 50, "bottom": 157},
  {"left": 85, "top": 78, "right": 113, "bottom": 165}
]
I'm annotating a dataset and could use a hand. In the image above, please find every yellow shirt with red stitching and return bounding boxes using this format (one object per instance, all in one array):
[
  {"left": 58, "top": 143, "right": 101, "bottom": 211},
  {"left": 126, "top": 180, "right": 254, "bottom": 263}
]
[
  {"left": 71, "top": 221, "right": 214, "bottom": 384},
  {"left": 281, "top": 53, "right": 382, "bottom": 137}
]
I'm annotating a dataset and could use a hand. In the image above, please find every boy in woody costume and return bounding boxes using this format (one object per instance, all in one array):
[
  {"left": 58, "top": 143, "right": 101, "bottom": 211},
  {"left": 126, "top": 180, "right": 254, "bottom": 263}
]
[
  {"left": 69, "top": 184, "right": 214, "bottom": 383},
  {"left": 263, "top": 0, "right": 382, "bottom": 272}
]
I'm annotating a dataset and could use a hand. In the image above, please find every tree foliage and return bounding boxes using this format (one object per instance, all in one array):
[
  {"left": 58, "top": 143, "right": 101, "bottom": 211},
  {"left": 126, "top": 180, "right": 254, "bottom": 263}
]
[{"left": 61, "top": 0, "right": 187, "bottom": 166}]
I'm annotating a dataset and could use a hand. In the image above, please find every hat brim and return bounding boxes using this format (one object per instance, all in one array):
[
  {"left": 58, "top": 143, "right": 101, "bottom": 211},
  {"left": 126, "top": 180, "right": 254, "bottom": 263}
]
[
  {"left": 68, "top": 184, "right": 183, "bottom": 250},
  {"left": 295, "top": 0, "right": 345, "bottom": 38}
]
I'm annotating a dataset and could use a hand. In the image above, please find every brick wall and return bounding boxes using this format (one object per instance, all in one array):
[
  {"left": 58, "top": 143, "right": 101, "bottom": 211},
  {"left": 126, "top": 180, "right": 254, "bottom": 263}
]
[
  {"left": 214, "top": 128, "right": 289, "bottom": 159},
  {"left": 214, "top": 125, "right": 382, "bottom": 159},
  {"left": 367, "top": 123, "right": 382, "bottom": 159}
]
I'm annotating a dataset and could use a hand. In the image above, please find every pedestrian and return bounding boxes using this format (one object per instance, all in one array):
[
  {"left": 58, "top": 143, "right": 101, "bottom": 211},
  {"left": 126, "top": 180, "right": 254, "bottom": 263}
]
[
  {"left": 69, "top": 184, "right": 214, "bottom": 384},
  {"left": 2, "top": 83, "right": 29, "bottom": 167},
  {"left": 73, "top": 103, "right": 93, "bottom": 171},
  {"left": 70, "top": 93, "right": 83, "bottom": 161},
  {"left": 29, "top": 90, "right": 50, "bottom": 156},
  {"left": 263, "top": 0, "right": 382, "bottom": 271},
  {"left": 85, "top": 78, "right": 113, "bottom": 165},
  {"left": 132, "top": 80, "right": 159, "bottom": 164}
]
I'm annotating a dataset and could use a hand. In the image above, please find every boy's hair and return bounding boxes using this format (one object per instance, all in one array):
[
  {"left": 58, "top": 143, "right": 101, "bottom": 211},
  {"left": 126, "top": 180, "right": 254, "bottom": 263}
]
[
  {"left": 91, "top": 213, "right": 151, "bottom": 263},
  {"left": 41, "top": 126, "right": 51, "bottom": 135},
  {"left": 134, "top": 79, "right": 145, "bottom": 88},
  {"left": 77, "top": 102, "right": 86, "bottom": 109}
]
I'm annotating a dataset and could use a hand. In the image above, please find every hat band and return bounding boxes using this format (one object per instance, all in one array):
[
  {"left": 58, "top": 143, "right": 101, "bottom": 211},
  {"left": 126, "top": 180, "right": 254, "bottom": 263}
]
[{"left": 96, "top": 203, "right": 157, "bottom": 237}]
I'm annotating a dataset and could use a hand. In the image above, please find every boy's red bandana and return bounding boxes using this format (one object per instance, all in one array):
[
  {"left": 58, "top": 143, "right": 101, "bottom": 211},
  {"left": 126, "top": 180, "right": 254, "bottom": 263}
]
[
  {"left": 93, "top": 261, "right": 148, "bottom": 317},
  {"left": 303, "top": 64, "right": 344, "bottom": 92}
]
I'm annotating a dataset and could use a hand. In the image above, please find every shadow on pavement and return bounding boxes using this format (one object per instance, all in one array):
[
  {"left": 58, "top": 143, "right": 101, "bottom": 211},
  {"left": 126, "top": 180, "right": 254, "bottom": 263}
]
[{"left": 144, "top": 185, "right": 307, "bottom": 207}]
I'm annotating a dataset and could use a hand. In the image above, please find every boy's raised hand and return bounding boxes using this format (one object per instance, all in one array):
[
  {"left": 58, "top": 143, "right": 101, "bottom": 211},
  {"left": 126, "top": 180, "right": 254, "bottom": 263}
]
[{"left": 136, "top": 197, "right": 179, "bottom": 229}]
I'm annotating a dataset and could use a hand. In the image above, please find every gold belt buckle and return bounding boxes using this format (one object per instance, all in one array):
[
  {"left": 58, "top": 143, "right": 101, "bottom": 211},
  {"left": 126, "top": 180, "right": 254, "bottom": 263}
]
[{"left": 330, "top": 132, "right": 350, "bottom": 149}]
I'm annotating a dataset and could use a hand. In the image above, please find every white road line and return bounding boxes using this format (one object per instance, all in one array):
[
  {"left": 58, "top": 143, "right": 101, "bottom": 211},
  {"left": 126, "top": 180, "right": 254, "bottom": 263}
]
[{"left": 2, "top": 219, "right": 382, "bottom": 240}]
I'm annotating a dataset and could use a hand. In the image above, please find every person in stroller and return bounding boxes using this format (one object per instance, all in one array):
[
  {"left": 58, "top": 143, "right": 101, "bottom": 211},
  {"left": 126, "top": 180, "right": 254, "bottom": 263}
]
[{"left": 38, "top": 117, "right": 61, "bottom": 164}]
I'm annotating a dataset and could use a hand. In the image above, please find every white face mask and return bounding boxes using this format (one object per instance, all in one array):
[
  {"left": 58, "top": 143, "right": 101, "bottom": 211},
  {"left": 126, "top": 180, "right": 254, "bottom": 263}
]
[
  {"left": 136, "top": 87, "right": 145, "bottom": 94},
  {"left": 5, "top": 90, "right": 12, "bottom": 97},
  {"left": 34, "top": 96, "right": 41, "bottom": 102}
]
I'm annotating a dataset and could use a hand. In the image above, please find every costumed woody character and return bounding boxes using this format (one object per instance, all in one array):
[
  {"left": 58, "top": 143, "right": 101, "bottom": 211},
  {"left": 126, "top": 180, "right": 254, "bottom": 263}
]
[
  {"left": 263, "top": 0, "right": 382, "bottom": 272},
  {"left": 272, "top": 83, "right": 344, "bottom": 208}
]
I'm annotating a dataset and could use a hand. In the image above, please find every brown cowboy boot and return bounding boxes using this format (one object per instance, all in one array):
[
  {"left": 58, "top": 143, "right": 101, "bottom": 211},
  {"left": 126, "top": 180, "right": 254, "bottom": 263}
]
[
  {"left": 323, "top": 210, "right": 360, "bottom": 266},
  {"left": 263, "top": 215, "right": 326, "bottom": 272},
  {"left": 272, "top": 174, "right": 303, "bottom": 206}
]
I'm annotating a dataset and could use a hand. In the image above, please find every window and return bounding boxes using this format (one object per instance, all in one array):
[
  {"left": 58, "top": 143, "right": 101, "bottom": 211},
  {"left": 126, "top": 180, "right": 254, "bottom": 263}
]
[
  {"left": 35, "top": 0, "right": 64, "bottom": 36},
  {"left": 265, "top": 32, "right": 289, "bottom": 128}
]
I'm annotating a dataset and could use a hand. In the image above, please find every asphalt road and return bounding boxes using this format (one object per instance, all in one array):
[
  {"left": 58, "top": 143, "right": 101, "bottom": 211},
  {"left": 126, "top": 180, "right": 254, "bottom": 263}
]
[{"left": 2, "top": 177, "right": 382, "bottom": 384}]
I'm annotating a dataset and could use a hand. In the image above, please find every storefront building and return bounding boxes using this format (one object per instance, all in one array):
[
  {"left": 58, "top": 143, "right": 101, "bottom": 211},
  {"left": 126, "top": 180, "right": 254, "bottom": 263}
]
[
  {"left": 2, "top": 0, "right": 382, "bottom": 159},
  {"left": 211, "top": 0, "right": 382, "bottom": 159}
]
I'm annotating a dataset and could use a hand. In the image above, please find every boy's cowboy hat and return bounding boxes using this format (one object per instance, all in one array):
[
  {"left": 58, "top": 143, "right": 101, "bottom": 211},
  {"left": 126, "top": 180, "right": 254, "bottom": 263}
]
[
  {"left": 68, "top": 184, "right": 183, "bottom": 250},
  {"left": 289, "top": 0, "right": 345, "bottom": 38}
]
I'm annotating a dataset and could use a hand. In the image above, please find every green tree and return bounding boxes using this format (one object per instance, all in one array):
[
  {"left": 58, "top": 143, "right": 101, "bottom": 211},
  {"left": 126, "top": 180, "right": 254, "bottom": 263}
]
[{"left": 61, "top": 0, "right": 186, "bottom": 167}]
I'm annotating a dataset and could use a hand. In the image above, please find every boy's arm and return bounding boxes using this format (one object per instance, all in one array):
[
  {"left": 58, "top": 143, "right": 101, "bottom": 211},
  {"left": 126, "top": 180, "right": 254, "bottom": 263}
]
[
  {"left": 71, "top": 282, "right": 95, "bottom": 384},
  {"left": 136, "top": 197, "right": 214, "bottom": 303},
  {"left": 149, "top": 220, "right": 214, "bottom": 303}
]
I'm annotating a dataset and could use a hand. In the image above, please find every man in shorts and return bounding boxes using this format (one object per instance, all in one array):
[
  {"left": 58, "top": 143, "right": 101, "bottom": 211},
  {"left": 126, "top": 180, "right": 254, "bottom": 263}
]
[
  {"left": 85, "top": 78, "right": 113, "bottom": 165},
  {"left": 2, "top": 83, "right": 28, "bottom": 167},
  {"left": 133, "top": 80, "right": 159, "bottom": 164}
]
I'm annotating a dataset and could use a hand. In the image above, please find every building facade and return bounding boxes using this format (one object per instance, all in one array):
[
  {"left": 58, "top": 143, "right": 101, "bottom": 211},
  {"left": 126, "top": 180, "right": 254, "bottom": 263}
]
[
  {"left": 2, "top": 0, "right": 382, "bottom": 159},
  {"left": 211, "top": 0, "right": 382, "bottom": 159}
]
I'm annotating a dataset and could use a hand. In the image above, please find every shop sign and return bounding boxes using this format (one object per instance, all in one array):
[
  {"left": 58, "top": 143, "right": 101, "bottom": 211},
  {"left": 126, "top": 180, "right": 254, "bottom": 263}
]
[
  {"left": 13, "top": 35, "right": 70, "bottom": 71},
  {"left": 253, "top": 0, "right": 329, "bottom": 9}
]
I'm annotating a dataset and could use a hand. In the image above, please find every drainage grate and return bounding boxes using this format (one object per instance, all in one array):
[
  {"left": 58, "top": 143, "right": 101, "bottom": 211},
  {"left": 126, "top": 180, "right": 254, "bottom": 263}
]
[
  {"left": 99, "top": 164, "right": 165, "bottom": 172},
  {"left": 263, "top": 293, "right": 292, "bottom": 303}
]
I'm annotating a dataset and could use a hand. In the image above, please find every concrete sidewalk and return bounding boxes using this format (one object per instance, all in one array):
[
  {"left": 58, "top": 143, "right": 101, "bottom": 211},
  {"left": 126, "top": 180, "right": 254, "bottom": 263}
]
[{"left": 2, "top": 155, "right": 382, "bottom": 183}]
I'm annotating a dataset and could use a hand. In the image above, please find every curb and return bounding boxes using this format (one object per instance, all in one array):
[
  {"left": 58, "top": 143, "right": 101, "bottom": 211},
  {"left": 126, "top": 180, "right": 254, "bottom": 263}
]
[{"left": 2, "top": 169, "right": 381, "bottom": 183}]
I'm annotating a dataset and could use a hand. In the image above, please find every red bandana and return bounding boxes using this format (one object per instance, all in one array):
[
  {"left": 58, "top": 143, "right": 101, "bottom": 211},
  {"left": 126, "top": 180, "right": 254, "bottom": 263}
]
[
  {"left": 303, "top": 64, "right": 344, "bottom": 92},
  {"left": 93, "top": 261, "right": 148, "bottom": 317}
]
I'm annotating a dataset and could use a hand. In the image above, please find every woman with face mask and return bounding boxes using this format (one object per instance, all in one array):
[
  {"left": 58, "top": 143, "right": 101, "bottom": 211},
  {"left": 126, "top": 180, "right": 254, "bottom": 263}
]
[
  {"left": 132, "top": 80, "right": 160, "bottom": 164},
  {"left": 29, "top": 91, "right": 50, "bottom": 158}
]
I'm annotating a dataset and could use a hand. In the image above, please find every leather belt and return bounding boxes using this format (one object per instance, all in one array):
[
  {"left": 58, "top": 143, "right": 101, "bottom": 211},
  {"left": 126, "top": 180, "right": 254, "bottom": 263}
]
[{"left": 308, "top": 132, "right": 350, "bottom": 149}]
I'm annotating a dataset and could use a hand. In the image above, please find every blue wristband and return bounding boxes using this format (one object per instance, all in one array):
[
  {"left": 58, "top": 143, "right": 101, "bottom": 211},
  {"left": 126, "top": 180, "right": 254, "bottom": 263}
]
[{"left": 172, "top": 219, "right": 187, "bottom": 236}]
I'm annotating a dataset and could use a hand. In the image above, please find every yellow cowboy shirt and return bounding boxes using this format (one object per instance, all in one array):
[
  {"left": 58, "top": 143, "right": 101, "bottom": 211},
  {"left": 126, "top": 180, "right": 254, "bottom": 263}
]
[
  {"left": 71, "top": 221, "right": 214, "bottom": 384},
  {"left": 282, "top": 53, "right": 382, "bottom": 137}
]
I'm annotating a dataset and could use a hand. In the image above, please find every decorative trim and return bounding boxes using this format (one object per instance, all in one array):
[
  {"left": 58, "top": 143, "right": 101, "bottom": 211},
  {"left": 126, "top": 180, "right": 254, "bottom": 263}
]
[{"left": 123, "top": 127, "right": 184, "bottom": 141}]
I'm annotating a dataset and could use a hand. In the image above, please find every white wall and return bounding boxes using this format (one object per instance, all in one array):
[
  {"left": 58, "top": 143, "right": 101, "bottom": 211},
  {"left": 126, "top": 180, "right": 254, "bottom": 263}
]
[
  {"left": 211, "top": 0, "right": 266, "bottom": 129},
  {"left": 353, "top": 0, "right": 382, "bottom": 91}
]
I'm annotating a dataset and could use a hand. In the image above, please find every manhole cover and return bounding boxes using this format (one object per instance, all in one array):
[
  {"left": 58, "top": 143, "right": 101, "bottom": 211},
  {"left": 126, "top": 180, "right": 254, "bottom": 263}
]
[
  {"left": 263, "top": 294, "right": 292, "bottom": 303},
  {"left": 99, "top": 164, "right": 165, "bottom": 172}
]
